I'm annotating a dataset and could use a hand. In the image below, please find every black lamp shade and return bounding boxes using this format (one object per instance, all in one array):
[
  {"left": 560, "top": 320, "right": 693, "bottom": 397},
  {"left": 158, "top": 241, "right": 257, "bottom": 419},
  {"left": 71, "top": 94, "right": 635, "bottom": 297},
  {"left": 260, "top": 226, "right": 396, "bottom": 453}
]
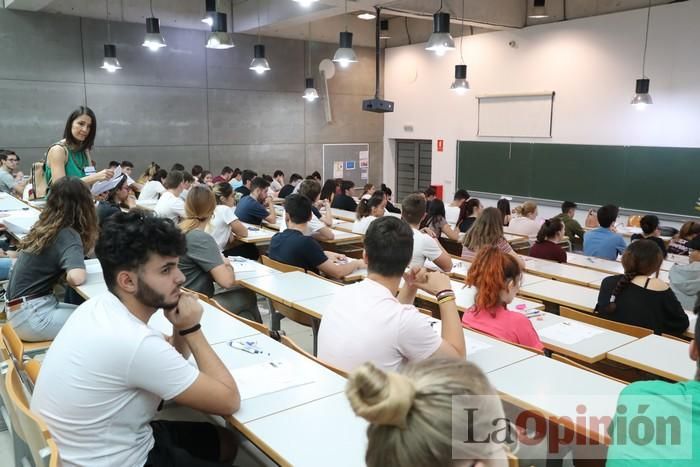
[
  {"left": 205, "top": 0, "right": 216, "bottom": 12},
  {"left": 454, "top": 64, "right": 467, "bottom": 79},
  {"left": 254, "top": 44, "right": 266, "bottom": 58},
  {"left": 534, "top": 0, "right": 546, "bottom": 7},
  {"left": 433, "top": 12, "right": 451, "bottom": 33},
  {"left": 103, "top": 44, "right": 118, "bottom": 58},
  {"left": 339, "top": 31, "right": 354, "bottom": 48},
  {"left": 305, "top": 78, "right": 315, "bottom": 88},
  {"left": 635, "top": 78, "right": 650, "bottom": 94},
  {"left": 380, "top": 19, "right": 389, "bottom": 31},
  {"left": 212, "top": 12, "right": 227, "bottom": 32},
  {"left": 146, "top": 17, "right": 161, "bottom": 34}
]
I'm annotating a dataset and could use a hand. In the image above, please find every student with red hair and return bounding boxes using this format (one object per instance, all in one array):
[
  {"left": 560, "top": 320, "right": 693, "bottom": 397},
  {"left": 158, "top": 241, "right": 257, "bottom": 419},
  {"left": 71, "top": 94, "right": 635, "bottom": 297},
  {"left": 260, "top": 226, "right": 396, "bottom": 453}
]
[{"left": 461, "top": 246, "right": 544, "bottom": 350}]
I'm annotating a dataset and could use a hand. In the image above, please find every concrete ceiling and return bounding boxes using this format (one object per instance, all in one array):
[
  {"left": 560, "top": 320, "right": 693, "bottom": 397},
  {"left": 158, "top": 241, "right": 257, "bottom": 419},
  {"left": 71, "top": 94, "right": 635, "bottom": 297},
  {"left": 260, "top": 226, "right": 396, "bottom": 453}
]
[{"left": 2, "top": 0, "right": 682, "bottom": 47}]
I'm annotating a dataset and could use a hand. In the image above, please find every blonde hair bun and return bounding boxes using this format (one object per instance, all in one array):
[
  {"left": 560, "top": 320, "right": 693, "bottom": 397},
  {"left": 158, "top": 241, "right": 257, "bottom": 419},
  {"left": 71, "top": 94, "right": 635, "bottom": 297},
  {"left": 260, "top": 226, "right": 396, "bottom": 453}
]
[{"left": 346, "top": 362, "right": 416, "bottom": 429}]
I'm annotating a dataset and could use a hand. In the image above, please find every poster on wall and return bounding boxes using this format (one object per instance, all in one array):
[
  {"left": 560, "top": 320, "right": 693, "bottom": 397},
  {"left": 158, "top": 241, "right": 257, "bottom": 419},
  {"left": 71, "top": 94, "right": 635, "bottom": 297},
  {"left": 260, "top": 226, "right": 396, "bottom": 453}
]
[
  {"left": 361, "top": 169, "right": 368, "bottom": 180},
  {"left": 359, "top": 159, "right": 369, "bottom": 169},
  {"left": 333, "top": 161, "right": 344, "bottom": 178},
  {"left": 345, "top": 161, "right": 356, "bottom": 170},
  {"left": 359, "top": 150, "right": 369, "bottom": 160}
]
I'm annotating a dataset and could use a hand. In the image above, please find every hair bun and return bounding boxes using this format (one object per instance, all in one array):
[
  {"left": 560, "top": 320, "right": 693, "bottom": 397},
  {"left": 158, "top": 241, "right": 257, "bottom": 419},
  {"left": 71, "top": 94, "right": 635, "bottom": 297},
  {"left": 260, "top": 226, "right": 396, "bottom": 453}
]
[{"left": 346, "top": 362, "right": 416, "bottom": 429}]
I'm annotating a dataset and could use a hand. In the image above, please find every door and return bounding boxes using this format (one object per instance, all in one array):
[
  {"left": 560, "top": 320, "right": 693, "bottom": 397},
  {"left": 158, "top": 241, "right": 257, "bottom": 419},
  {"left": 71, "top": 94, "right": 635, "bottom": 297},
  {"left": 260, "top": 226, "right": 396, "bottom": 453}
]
[{"left": 396, "top": 139, "right": 432, "bottom": 204}]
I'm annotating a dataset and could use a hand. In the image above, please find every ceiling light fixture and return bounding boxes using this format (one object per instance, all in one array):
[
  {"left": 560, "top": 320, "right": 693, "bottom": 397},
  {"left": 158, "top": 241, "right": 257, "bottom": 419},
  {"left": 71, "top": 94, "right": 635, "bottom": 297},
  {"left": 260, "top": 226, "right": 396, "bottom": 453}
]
[
  {"left": 528, "top": 0, "right": 549, "bottom": 19},
  {"left": 303, "top": 23, "right": 319, "bottom": 102},
  {"left": 206, "top": 12, "right": 234, "bottom": 49},
  {"left": 100, "top": 0, "right": 121, "bottom": 72},
  {"left": 249, "top": 1, "right": 270, "bottom": 74},
  {"left": 379, "top": 19, "right": 391, "bottom": 39},
  {"left": 450, "top": 0, "right": 469, "bottom": 94},
  {"left": 357, "top": 12, "right": 376, "bottom": 20},
  {"left": 292, "top": 0, "right": 318, "bottom": 7},
  {"left": 142, "top": 0, "right": 166, "bottom": 51},
  {"left": 426, "top": 1, "right": 454, "bottom": 56},
  {"left": 333, "top": 0, "right": 357, "bottom": 68},
  {"left": 201, "top": 0, "right": 216, "bottom": 26},
  {"left": 631, "top": 0, "right": 653, "bottom": 110}
]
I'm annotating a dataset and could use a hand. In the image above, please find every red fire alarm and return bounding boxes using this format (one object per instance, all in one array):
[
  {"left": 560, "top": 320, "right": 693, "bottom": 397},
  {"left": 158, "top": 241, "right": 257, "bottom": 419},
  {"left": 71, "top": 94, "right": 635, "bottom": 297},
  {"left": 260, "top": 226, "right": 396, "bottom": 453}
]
[{"left": 437, "top": 139, "right": 444, "bottom": 152}]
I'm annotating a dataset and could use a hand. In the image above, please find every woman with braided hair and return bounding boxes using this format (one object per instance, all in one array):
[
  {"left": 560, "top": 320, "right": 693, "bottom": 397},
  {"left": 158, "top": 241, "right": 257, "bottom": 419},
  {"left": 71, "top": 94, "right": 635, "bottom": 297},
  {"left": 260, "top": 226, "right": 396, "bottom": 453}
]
[
  {"left": 596, "top": 239, "right": 689, "bottom": 335},
  {"left": 346, "top": 358, "right": 512, "bottom": 467}
]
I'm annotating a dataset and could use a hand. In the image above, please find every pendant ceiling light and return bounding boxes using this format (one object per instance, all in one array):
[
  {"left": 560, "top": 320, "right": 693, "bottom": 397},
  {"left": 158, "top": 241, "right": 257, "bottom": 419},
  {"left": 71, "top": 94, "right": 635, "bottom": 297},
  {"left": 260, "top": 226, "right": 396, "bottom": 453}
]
[
  {"left": 100, "top": 0, "right": 121, "bottom": 72},
  {"left": 379, "top": 19, "right": 391, "bottom": 40},
  {"left": 249, "top": 1, "right": 270, "bottom": 74},
  {"left": 426, "top": 1, "right": 454, "bottom": 56},
  {"left": 333, "top": 0, "right": 357, "bottom": 68},
  {"left": 528, "top": 0, "right": 549, "bottom": 19},
  {"left": 292, "top": 0, "right": 318, "bottom": 6},
  {"left": 201, "top": 0, "right": 216, "bottom": 26},
  {"left": 142, "top": 0, "right": 166, "bottom": 51},
  {"left": 631, "top": 0, "right": 653, "bottom": 110},
  {"left": 206, "top": 12, "right": 234, "bottom": 49},
  {"left": 302, "top": 24, "right": 318, "bottom": 102},
  {"left": 450, "top": 0, "right": 469, "bottom": 94}
]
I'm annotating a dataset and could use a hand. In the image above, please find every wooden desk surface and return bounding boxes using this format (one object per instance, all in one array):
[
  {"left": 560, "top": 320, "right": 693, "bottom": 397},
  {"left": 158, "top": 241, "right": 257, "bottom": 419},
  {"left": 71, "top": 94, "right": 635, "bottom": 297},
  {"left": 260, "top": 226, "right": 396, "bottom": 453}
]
[
  {"left": 238, "top": 271, "right": 341, "bottom": 306},
  {"left": 522, "top": 256, "right": 611, "bottom": 288},
  {"left": 237, "top": 223, "right": 277, "bottom": 244},
  {"left": 413, "top": 279, "right": 545, "bottom": 312},
  {"left": 329, "top": 208, "right": 356, "bottom": 222},
  {"left": 319, "top": 229, "right": 363, "bottom": 245},
  {"left": 606, "top": 334, "right": 697, "bottom": 382},
  {"left": 519, "top": 279, "right": 600, "bottom": 313}
]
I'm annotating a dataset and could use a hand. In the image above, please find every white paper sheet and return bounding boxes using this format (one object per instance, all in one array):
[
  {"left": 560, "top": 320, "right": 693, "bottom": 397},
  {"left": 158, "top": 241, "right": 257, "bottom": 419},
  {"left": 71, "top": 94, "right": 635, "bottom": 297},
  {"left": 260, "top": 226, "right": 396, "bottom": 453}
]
[
  {"left": 467, "top": 339, "right": 493, "bottom": 355},
  {"left": 537, "top": 322, "right": 604, "bottom": 345},
  {"left": 84, "top": 258, "right": 102, "bottom": 275},
  {"left": 229, "top": 360, "right": 314, "bottom": 400}
]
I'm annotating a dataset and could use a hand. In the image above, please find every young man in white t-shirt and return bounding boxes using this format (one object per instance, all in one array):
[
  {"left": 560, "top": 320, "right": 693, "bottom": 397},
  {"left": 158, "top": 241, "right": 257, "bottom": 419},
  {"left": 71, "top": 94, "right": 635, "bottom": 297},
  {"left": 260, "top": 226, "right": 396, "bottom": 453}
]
[
  {"left": 31, "top": 212, "right": 240, "bottom": 467},
  {"left": 318, "top": 216, "right": 465, "bottom": 373},
  {"left": 155, "top": 170, "right": 187, "bottom": 223},
  {"left": 445, "top": 189, "right": 470, "bottom": 225},
  {"left": 279, "top": 179, "right": 335, "bottom": 241},
  {"left": 401, "top": 193, "right": 453, "bottom": 271}
]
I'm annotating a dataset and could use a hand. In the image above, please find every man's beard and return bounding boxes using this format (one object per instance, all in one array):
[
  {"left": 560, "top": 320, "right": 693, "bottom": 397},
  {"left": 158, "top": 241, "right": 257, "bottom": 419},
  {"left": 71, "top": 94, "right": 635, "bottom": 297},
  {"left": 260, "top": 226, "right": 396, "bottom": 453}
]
[{"left": 135, "top": 274, "right": 179, "bottom": 310}]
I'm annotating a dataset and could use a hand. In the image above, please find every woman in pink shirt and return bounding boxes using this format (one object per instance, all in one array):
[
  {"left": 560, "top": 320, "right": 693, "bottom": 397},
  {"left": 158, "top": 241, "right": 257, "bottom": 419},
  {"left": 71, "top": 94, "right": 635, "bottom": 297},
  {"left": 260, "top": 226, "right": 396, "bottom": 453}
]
[{"left": 462, "top": 246, "right": 544, "bottom": 351}]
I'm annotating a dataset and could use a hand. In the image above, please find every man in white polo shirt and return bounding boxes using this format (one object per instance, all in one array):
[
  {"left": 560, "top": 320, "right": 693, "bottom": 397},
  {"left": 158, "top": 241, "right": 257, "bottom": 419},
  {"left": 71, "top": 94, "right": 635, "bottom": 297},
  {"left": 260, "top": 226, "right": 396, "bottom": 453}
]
[
  {"left": 31, "top": 212, "right": 240, "bottom": 467},
  {"left": 318, "top": 216, "right": 465, "bottom": 372},
  {"left": 401, "top": 193, "right": 453, "bottom": 272},
  {"left": 155, "top": 170, "right": 187, "bottom": 223}
]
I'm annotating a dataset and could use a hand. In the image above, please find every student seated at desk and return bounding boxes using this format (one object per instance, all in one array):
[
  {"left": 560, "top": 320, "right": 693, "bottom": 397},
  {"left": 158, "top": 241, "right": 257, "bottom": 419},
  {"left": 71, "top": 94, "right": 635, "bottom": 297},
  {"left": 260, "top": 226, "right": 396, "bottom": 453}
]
[
  {"left": 269, "top": 194, "right": 364, "bottom": 279},
  {"left": 347, "top": 359, "right": 510, "bottom": 467},
  {"left": 6, "top": 177, "right": 94, "bottom": 341},
  {"left": 508, "top": 201, "right": 541, "bottom": 238},
  {"left": 583, "top": 204, "right": 627, "bottom": 260},
  {"left": 209, "top": 182, "right": 259, "bottom": 260},
  {"left": 529, "top": 218, "right": 567, "bottom": 263},
  {"left": 269, "top": 169, "right": 285, "bottom": 194},
  {"left": 668, "top": 221, "right": 700, "bottom": 256},
  {"left": 462, "top": 246, "right": 544, "bottom": 350},
  {"left": 234, "top": 169, "right": 256, "bottom": 197},
  {"left": 456, "top": 198, "right": 482, "bottom": 233},
  {"left": 179, "top": 186, "right": 261, "bottom": 322},
  {"left": 360, "top": 183, "right": 376, "bottom": 200},
  {"left": 353, "top": 191, "right": 386, "bottom": 235},
  {"left": 318, "top": 216, "right": 465, "bottom": 372},
  {"left": 555, "top": 200, "right": 585, "bottom": 247},
  {"left": 419, "top": 198, "right": 459, "bottom": 241},
  {"left": 497, "top": 197, "right": 511, "bottom": 226},
  {"left": 178, "top": 171, "right": 195, "bottom": 201},
  {"left": 96, "top": 174, "right": 135, "bottom": 226},
  {"left": 331, "top": 180, "right": 358, "bottom": 212},
  {"left": 631, "top": 214, "right": 667, "bottom": 257},
  {"left": 31, "top": 212, "right": 240, "bottom": 467},
  {"left": 606, "top": 316, "right": 700, "bottom": 467},
  {"left": 154, "top": 170, "right": 187, "bottom": 223},
  {"left": 380, "top": 184, "right": 401, "bottom": 214},
  {"left": 229, "top": 167, "right": 242, "bottom": 189},
  {"left": 596, "top": 239, "right": 689, "bottom": 335},
  {"left": 320, "top": 179, "right": 337, "bottom": 205},
  {"left": 445, "top": 189, "right": 469, "bottom": 225},
  {"left": 280, "top": 179, "right": 335, "bottom": 241},
  {"left": 137, "top": 168, "right": 167, "bottom": 203},
  {"left": 461, "top": 207, "right": 526, "bottom": 269},
  {"left": 278, "top": 173, "right": 302, "bottom": 199},
  {"left": 669, "top": 236, "right": 700, "bottom": 312},
  {"left": 402, "top": 194, "right": 452, "bottom": 271},
  {"left": 234, "top": 176, "right": 276, "bottom": 225}
]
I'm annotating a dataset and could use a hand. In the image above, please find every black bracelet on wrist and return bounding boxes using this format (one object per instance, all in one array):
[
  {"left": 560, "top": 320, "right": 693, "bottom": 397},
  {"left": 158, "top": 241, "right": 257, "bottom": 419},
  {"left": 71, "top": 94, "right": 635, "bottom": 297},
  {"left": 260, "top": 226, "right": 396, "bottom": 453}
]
[{"left": 178, "top": 323, "right": 201, "bottom": 336}]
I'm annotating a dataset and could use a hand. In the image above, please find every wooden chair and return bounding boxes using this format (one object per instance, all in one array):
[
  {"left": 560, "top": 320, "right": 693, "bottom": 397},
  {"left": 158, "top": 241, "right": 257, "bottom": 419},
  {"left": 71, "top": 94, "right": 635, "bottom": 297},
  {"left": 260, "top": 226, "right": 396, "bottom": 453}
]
[
  {"left": 661, "top": 333, "right": 690, "bottom": 343},
  {"left": 552, "top": 354, "right": 628, "bottom": 385},
  {"left": 560, "top": 307, "right": 653, "bottom": 338},
  {"left": 306, "top": 270, "right": 343, "bottom": 285},
  {"left": 5, "top": 360, "right": 60, "bottom": 467},
  {"left": 24, "top": 358, "right": 42, "bottom": 387},
  {"left": 208, "top": 297, "right": 270, "bottom": 335},
  {"left": 0, "top": 323, "right": 52, "bottom": 367},
  {"left": 280, "top": 334, "right": 348, "bottom": 378},
  {"left": 507, "top": 451, "right": 519, "bottom": 467},
  {"left": 181, "top": 287, "right": 208, "bottom": 302},
  {"left": 260, "top": 256, "right": 320, "bottom": 353}
]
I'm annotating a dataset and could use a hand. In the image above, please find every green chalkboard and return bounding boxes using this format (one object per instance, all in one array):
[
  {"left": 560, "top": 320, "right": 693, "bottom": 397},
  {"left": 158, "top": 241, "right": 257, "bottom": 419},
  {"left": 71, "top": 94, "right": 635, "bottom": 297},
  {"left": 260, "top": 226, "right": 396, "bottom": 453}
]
[{"left": 457, "top": 141, "right": 700, "bottom": 218}]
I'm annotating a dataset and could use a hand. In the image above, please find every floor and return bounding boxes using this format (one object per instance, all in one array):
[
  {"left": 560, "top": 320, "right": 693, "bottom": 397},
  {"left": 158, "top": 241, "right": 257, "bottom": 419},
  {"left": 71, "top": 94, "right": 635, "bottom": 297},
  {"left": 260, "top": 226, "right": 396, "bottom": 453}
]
[{"left": 0, "top": 296, "right": 316, "bottom": 467}]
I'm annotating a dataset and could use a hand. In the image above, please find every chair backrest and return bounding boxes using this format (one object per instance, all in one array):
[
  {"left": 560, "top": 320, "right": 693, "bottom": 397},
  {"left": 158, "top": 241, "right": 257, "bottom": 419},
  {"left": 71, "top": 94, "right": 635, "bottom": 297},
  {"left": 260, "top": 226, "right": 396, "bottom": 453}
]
[
  {"left": 25, "top": 358, "right": 42, "bottom": 387},
  {"left": 306, "top": 270, "right": 343, "bottom": 285},
  {"left": 507, "top": 451, "right": 519, "bottom": 467},
  {"left": 551, "top": 353, "right": 628, "bottom": 385},
  {"left": 6, "top": 360, "right": 60, "bottom": 467},
  {"left": 280, "top": 335, "right": 348, "bottom": 378},
  {"left": 261, "top": 255, "right": 304, "bottom": 273},
  {"left": 661, "top": 333, "right": 689, "bottom": 343},
  {"left": 208, "top": 298, "right": 270, "bottom": 335},
  {"left": 181, "top": 287, "right": 209, "bottom": 302},
  {"left": 560, "top": 307, "right": 653, "bottom": 338},
  {"left": 1, "top": 322, "right": 24, "bottom": 370}
]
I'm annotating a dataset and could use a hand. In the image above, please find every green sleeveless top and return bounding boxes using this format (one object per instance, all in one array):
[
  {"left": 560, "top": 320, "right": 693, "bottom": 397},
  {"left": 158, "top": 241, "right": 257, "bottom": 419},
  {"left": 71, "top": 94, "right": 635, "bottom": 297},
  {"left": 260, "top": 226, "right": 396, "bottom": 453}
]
[{"left": 45, "top": 143, "right": 89, "bottom": 186}]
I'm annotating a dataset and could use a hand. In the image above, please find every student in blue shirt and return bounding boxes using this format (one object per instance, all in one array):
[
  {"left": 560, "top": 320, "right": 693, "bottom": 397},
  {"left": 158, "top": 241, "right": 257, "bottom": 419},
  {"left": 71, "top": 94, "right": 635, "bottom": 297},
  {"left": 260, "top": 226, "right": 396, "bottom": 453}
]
[
  {"left": 583, "top": 204, "right": 627, "bottom": 260},
  {"left": 234, "top": 177, "right": 276, "bottom": 225}
]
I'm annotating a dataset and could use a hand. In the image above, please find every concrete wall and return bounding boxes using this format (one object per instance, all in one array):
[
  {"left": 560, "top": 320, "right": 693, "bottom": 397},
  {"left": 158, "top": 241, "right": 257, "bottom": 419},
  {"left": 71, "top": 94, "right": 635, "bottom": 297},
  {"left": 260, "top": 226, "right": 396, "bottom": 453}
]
[
  {"left": 0, "top": 9, "right": 383, "bottom": 182},
  {"left": 383, "top": 0, "right": 700, "bottom": 205}
]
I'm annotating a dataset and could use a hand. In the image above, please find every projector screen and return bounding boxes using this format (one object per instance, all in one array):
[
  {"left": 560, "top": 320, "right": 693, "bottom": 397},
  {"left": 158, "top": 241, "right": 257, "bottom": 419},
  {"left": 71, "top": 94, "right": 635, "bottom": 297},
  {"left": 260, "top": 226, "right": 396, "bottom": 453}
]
[{"left": 477, "top": 92, "right": 555, "bottom": 138}]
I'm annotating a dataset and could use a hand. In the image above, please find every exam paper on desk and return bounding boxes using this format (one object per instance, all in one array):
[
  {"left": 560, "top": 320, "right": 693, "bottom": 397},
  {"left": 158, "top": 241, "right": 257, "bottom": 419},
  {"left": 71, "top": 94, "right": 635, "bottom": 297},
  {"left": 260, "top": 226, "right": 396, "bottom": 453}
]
[
  {"left": 429, "top": 320, "right": 493, "bottom": 354},
  {"left": 228, "top": 257, "right": 257, "bottom": 273},
  {"left": 537, "top": 322, "right": 604, "bottom": 345},
  {"left": 227, "top": 359, "right": 315, "bottom": 400}
]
